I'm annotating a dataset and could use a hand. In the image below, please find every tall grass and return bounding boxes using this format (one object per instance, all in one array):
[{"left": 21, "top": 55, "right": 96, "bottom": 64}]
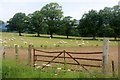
[{"left": 2, "top": 60, "right": 116, "bottom": 78}]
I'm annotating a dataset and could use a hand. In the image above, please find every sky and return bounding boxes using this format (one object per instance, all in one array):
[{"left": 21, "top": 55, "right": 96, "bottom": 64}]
[{"left": 0, "top": 0, "right": 120, "bottom": 22}]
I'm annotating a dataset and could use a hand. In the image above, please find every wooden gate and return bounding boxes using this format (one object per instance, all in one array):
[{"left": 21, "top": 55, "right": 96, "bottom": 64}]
[
  {"left": 33, "top": 39, "right": 109, "bottom": 73},
  {"left": 33, "top": 49, "right": 102, "bottom": 71}
]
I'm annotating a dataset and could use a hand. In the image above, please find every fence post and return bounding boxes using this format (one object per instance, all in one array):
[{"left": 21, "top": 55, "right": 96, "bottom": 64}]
[
  {"left": 15, "top": 45, "right": 18, "bottom": 62},
  {"left": 118, "top": 37, "right": 120, "bottom": 79},
  {"left": 3, "top": 52, "right": 5, "bottom": 59},
  {"left": 112, "top": 60, "right": 115, "bottom": 77},
  {"left": 63, "top": 50, "right": 66, "bottom": 70},
  {"left": 28, "top": 45, "right": 32, "bottom": 66},
  {"left": 102, "top": 38, "right": 109, "bottom": 74},
  {"left": 0, "top": 47, "right": 4, "bottom": 80},
  {"left": 33, "top": 48, "right": 35, "bottom": 67}
]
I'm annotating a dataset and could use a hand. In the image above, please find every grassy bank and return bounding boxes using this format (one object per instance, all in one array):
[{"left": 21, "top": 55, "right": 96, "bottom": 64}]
[{"left": 2, "top": 60, "right": 118, "bottom": 78}]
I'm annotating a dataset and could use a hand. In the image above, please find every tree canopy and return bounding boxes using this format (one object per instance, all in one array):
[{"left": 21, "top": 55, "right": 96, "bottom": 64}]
[
  {"left": 41, "top": 2, "right": 63, "bottom": 38},
  {"left": 78, "top": 10, "right": 99, "bottom": 39},
  {"left": 109, "top": 5, "right": 120, "bottom": 40},
  {"left": 62, "top": 16, "right": 77, "bottom": 39},
  {"left": 7, "top": 12, "right": 27, "bottom": 36},
  {"left": 28, "top": 10, "right": 45, "bottom": 36},
  {"left": 5, "top": 2, "right": 120, "bottom": 40}
]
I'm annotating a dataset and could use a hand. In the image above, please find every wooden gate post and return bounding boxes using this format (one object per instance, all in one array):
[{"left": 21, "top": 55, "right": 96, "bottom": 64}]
[
  {"left": 112, "top": 60, "right": 115, "bottom": 77},
  {"left": 0, "top": 47, "right": 4, "bottom": 80},
  {"left": 15, "top": 45, "right": 18, "bottom": 62},
  {"left": 28, "top": 45, "right": 32, "bottom": 66},
  {"left": 63, "top": 50, "right": 66, "bottom": 70},
  {"left": 102, "top": 38, "right": 109, "bottom": 74},
  {"left": 3, "top": 52, "right": 5, "bottom": 59},
  {"left": 118, "top": 37, "right": 120, "bottom": 79},
  {"left": 33, "top": 48, "right": 35, "bottom": 67}
]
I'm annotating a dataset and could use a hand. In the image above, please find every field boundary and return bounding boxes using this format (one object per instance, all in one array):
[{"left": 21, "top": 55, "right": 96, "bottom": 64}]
[
  {"left": 2, "top": 38, "right": 109, "bottom": 74},
  {"left": 32, "top": 39, "right": 109, "bottom": 74},
  {"left": 33, "top": 49, "right": 103, "bottom": 71}
]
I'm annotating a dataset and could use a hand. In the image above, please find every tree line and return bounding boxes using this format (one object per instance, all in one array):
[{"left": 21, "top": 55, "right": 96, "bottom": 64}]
[{"left": 6, "top": 2, "right": 120, "bottom": 40}]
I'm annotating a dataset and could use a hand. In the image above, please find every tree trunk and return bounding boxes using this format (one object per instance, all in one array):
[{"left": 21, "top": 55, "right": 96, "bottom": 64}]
[
  {"left": 93, "top": 36, "right": 96, "bottom": 40},
  {"left": 114, "top": 36, "right": 117, "bottom": 41},
  {"left": 37, "top": 32, "right": 40, "bottom": 37},
  {"left": 67, "top": 35, "right": 69, "bottom": 39},
  {"left": 50, "top": 32, "right": 53, "bottom": 38},
  {"left": 19, "top": 31, "right": 22, "bottom": 36}
]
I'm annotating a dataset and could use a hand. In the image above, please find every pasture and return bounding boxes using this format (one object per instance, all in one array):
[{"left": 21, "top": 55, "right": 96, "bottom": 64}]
[
  {"left": 1, "top": 32, "right": 119, "bottom": 78},
  {"left": 1, "top": 32, "right": 118, "bottom": 48}
]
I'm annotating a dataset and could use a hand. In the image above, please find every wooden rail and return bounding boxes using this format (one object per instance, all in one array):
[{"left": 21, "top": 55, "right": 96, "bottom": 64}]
[
  {"left": 2, "top": 39, "right": 109, "bottom": 74},
  {"left": 33, "top": 38, "right": 109, "bottom": 73},
  {"left": 33, "top": 49, "right": 103, "bottom": 71},
  {"left": 34, "top": 55, "right": 102, "bottom": 61},
  {"left": 35, "top": 60, "right": 102, "bottom": 68},
  {"left": 35, "top": 49, "right": 61, "bottom": 53},
  {"left": 35, "top": 49, "right": 102, "bottom": 54},
  {"left": 67, "top": 52, "right": 102, "bottom": 54}
]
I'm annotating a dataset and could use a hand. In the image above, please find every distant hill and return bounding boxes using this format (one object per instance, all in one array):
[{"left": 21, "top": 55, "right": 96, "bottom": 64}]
[
  {"left": 0, "top": 20, "right": 7, "bottom": 32},
  {"left": 76, "top": 20, "right": 79, "bottom": 25}
]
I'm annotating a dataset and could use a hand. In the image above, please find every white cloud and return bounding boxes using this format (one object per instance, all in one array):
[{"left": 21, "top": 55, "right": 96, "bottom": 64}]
[
  {"left": 119, "top": 1, "right": 120, "bottom": 5},
  {"left": 2, "top": 0, "right": 119, "bottom": 3},
  {"left": 0, "top": 3, "right": 3, "bottom": 20},
  {"left": 1, "top": 0, "right": 119, "bottom": 22}
]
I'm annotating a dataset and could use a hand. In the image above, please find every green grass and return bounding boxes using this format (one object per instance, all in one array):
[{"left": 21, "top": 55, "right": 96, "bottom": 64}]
[
  {"left": 1, "top": 32, "right": 118, "bottom": 48},
  {"left": 2, "top": 60, "right": 116, "bottom": 78},
  {"left": 1, "top": 32, "right": 119, "bottom": 78}
]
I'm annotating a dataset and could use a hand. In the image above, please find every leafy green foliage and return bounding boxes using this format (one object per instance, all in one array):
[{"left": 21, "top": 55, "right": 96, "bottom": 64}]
[
  {"left": 41, "top": 2, "right": 63, "bottom": 38},
  {"left": 61, "top": 16, "right": 77, "bottom": 39},
  {"left": 78, "top": 10, "right": 99, "bottom": 39},
  {"left": 98, "top": 7, "right": 113, "bottom": 37},
  {"left": 5, "top": 3, "right": 120, "bottom": 40},
  {"left": 28, "top": 11, "right": 45, "bottom": 36},
  {"left": 7, "top": 12, "right": 27, "bottom": 36},
  {"left": 109, "top": 5, "right": 120, "bottom": 40},
  {"left": 78, "top": 5, "right": 120, "bottom": 40}
]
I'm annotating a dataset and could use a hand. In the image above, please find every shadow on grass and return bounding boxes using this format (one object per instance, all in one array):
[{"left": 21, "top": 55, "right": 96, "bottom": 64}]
[
  {"left": 25, "top": 34, "right": 101, "bottom": 41},
  {"left": 18, "top": 33, "right": 120, "bottom": 41}
]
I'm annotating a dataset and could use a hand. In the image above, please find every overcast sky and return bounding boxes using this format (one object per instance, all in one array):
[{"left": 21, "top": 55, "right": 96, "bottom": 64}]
[{"left": 0, "top": 0, "right": 119, "bottom": 22}]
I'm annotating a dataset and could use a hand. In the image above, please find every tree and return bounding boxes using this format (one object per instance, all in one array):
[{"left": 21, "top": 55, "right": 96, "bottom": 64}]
[
  {"left": 98, "top": 7, "right": 113, "bottom": 37},
  {"left": 6, "top": 18, "right": 15, "bottom": 31},
  {"left": 41, "top": 2, "right": 63, "bottom": 38},
  {"left": 0, "top": 20, "right": 4, "bottom": 26},
  {"left": 62, "top": 16, "right": 77, "bottom": 39},
  {"left": 109, "top": 5, "right": 120, "bottom": 40},
  {"left": 78, "top": 10, "right": 99, "bottom": 39},
  {"left": 0, "top": 20, "right": 3, "bottom": 24},
  {"left": 28, "top": 10, "right": 45, "bottom": 37},
  {"left": 7, "top": 12, "right": 26, "bottom": 36},
  {"left": 0, "top": 20, "right": 4, "bottom": 31}
]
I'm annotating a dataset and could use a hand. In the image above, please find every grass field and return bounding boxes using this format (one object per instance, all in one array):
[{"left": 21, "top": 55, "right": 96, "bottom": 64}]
[
  {"left": 3, "top": 60, "right": 114, "bottom": 78},
  {"left": 1, "top": 32, "right": 119, "bottom": 78},
  {"left": 1, "top": 32, "right": 118, "bottom": 48}
]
